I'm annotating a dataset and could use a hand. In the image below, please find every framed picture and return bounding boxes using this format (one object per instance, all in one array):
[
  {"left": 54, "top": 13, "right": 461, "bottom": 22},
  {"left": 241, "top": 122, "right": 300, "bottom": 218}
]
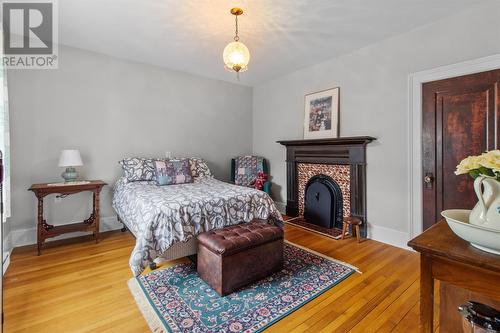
[{"left": 303, "top": 87, "right": 339, "bottom": 139}]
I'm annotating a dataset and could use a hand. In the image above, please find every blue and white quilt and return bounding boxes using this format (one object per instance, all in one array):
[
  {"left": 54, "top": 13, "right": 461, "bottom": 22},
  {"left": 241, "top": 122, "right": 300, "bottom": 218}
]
[{"left": 112, "top": 177, "right": 283, "bottom": 276}]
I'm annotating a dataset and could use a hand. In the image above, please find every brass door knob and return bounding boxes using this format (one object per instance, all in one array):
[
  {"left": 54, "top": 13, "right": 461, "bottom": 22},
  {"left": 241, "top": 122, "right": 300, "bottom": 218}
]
[{"left": 424, "top": 173, "right": 434, "bottom": 188}]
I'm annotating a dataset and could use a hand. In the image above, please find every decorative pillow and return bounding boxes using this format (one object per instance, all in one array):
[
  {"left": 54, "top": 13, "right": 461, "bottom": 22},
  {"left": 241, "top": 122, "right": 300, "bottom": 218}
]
[
  {"left": 189, "top": 157, "right": 213, "bottom": 178},
  {"left": 153, "top": 158, "right": 193, "bottom": 185},
  {"left": 119, "top": 158, "right": 155, "bottom": 182}
]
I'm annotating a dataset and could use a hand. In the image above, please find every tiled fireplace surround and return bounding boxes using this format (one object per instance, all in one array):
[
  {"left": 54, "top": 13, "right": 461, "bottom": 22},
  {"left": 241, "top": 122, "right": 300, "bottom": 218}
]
[
  {"left": 297, "top": 163, "right": 351, "bottom": 218},
  {"left": 278, "top": 136, "right": 375, "bottom": 237}
]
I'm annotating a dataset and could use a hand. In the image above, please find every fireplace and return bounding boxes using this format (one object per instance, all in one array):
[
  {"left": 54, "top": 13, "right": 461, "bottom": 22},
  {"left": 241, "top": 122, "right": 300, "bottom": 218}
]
[
  {"left": 304, "top": 174, "right": 343, "bottom": 229},
  {"left": 277, "top": 136, "right": 375, "bottom": 237}
]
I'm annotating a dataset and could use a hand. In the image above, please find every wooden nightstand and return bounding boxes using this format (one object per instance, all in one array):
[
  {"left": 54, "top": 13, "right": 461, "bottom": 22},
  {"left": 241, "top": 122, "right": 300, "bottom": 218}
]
[{"left": 28, "top": 180, "right": 107, "bottom": 255}]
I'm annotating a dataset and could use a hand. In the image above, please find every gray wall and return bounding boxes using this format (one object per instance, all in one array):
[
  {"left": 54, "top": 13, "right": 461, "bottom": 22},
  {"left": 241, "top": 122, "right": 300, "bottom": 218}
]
[
  {"left": 252, "top": 3, "right": 500, "bottom": 239},
  {"left": 8, "top": 45, "right": 253, "bottom": 235}
]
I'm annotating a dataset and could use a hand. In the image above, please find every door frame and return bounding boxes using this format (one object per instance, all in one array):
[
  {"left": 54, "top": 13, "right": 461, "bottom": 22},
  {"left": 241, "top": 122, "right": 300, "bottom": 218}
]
[{"left": 408, "top": 53, "right": 500, "bottom": 239}]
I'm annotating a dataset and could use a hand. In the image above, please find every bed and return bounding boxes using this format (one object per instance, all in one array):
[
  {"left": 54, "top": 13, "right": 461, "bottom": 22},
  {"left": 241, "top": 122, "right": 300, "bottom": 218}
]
[{"left": 112, "top": 176, "right": 283, "bottom": 276}]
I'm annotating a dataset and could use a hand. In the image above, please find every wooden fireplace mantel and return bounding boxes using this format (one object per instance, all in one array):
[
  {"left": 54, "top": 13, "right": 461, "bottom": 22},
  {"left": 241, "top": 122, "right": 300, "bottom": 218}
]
[
  {"left": 277, "top": 136, "right": 376, "bottom": 237},
  {"left": 277, "top": 136, "right": 376, "bottom": 147}
]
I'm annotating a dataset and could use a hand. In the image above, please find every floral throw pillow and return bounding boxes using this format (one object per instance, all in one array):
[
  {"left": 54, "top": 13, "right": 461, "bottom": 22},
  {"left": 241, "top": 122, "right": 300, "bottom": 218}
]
[
  {"left": 119, "top": 158, "right": 155, "bottom": 182},
  {"left": 189, "top": 158, "right": 213, "bottom": 178},
  {"left": 153, "top": 158, "right": 193, "bottom": 185}
]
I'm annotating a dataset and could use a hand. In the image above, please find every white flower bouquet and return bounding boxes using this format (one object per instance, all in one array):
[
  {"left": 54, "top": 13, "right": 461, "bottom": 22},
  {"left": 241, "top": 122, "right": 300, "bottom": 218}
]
[{"left": 455, "top": 150, "right": 500, "bottom": 180}]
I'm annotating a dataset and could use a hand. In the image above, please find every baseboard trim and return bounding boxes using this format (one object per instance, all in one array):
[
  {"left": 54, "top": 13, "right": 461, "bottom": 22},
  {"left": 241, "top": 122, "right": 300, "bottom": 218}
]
[
  {"left": 9, "top": 215, "right": 411, "bottom": 252},
  {"left": 4, "top": 230, "right": 12, "bottom": 252},
  {"left": 366, "top": 223, "right": 410, "bottom": 250},
  {"left": 3, "top": 231, "right": 12, "bottom": 275},
  {"left": 11, "top": 216, "right": 121, "bottom": 248},
  {"left": 3, "top": 251, "right": 10, "bottom": 275}
]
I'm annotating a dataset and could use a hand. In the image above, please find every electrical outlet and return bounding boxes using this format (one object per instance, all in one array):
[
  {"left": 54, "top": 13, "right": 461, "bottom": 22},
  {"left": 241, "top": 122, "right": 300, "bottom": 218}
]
[{"left": 54, "top": 196, "right": 62, "bottom": 203}]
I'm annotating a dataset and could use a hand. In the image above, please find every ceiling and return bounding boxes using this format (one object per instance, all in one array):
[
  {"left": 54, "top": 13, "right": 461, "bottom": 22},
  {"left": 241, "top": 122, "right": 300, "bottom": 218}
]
[{"left": 57, "top": 0, "right": 485, "bottom": 86}]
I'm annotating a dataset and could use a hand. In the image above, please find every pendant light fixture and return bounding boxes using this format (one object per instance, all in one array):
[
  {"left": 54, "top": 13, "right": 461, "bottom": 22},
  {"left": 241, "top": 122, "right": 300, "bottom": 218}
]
[{"left": 223, "top": 7, "right": 250, "bottom": 78}]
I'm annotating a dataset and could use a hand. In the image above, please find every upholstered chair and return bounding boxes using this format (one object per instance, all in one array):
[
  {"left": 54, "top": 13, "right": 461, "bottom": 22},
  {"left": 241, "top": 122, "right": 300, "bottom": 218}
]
[{"left": 230, "top": 156, "right": 272, "bottom": 195}]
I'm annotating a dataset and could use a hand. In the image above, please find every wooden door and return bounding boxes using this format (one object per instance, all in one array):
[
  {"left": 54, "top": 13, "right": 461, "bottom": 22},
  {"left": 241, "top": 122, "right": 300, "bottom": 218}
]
[{"left": 422, "top": 69, "right": 500, "bottom": 230}]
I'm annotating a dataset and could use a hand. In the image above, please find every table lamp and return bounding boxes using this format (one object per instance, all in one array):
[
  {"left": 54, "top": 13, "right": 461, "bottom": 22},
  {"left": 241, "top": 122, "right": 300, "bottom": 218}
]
[{"left": 58, "top": 149, "right": 83, "bottom": 183}]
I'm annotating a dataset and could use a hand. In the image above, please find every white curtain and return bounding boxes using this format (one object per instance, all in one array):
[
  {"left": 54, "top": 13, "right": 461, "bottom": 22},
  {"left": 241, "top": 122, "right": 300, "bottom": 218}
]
[{"left": 0, "top": 34, "right": 11, "bottom": 221}]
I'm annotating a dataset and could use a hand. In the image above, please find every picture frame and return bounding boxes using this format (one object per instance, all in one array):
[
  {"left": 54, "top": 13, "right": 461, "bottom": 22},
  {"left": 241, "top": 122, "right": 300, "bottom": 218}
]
[{"left": 303, "top": 87, "right": 340, "bottom": 139}]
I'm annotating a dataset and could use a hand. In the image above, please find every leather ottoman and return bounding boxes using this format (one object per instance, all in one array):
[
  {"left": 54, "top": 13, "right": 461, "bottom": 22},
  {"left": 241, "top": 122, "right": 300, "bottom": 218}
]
[{"left": 197, "top": 219, "right": 284, "bottom": 296}]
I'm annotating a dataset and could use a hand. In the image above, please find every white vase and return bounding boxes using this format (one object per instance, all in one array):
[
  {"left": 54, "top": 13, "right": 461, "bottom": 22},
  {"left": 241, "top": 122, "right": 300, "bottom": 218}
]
[{"left": 469, "top": 176, "right": 500, "bottom": 230}]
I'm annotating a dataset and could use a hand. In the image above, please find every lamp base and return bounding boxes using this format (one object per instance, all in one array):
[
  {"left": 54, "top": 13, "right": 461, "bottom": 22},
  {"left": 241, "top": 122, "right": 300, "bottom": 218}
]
[{"left": 61, "top": 167, "right": 78, "bottom": 183}]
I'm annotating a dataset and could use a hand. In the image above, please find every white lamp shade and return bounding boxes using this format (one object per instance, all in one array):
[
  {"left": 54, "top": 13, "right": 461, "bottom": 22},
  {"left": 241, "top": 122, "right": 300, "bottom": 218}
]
[{"left": 58, "top": 150, "right": 83, "bottom": 167}]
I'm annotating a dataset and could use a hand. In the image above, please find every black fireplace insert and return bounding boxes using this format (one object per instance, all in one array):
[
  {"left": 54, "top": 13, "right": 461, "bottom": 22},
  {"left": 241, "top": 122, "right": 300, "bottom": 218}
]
[{"left": 303, "top": 174, "right": 343, "bottom": 229}]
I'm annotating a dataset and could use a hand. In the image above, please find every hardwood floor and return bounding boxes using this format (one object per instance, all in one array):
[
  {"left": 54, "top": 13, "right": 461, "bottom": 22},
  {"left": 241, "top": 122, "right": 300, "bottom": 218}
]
[{"left": 4, "top": 224, "right": 424, "bottom": 332}]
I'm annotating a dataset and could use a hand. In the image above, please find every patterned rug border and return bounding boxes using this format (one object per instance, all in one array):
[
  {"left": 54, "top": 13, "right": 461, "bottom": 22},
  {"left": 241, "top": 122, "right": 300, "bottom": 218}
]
[
  {"left": 285, "top": 217, "right": 343, "bottom": 240},
  {"left": 284, "top": 240, "right": 361, "bottom": 273},
  {"left": 128, "top": 242, "right": 360, "bottom": 333},
  {"left": 129, "top": 278, "right": 169, "bottom": 333}
]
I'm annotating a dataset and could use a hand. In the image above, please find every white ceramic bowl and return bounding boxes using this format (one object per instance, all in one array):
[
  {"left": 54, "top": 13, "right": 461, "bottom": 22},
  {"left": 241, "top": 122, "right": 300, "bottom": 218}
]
[{"left": 441, "top": 209, "right": 500, "bottom": 255}]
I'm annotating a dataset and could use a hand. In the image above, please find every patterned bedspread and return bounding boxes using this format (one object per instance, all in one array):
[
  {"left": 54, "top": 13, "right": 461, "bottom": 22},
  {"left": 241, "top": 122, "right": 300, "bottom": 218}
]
[{"left": 112, "top": 177, "right": 283, "bottom": 276}]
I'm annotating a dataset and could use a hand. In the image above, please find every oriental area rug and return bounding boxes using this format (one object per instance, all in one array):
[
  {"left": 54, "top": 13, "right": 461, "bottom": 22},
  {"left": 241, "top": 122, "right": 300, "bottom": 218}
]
[{"left": 128, "top": 241, "right": 358, "bottom": 333}]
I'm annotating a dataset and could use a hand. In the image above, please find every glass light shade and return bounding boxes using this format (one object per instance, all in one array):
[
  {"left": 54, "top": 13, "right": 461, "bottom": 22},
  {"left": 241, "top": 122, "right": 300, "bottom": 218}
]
[
  {"left": 223, "top": 41, "right": 250, "bottom": 73},
  {"left": 58, "top": 149, "right": 83, "bottom": 167}
]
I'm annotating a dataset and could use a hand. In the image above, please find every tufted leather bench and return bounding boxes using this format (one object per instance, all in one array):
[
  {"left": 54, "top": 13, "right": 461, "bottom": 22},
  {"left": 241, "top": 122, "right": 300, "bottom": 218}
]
[{"left": 197, "top": 219, "right": 284, "bottom": 296}]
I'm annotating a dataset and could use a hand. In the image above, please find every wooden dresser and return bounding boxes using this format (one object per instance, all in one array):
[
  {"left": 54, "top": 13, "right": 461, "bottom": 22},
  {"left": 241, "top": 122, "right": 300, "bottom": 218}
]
[{"left": 408, "top": 221, "right": 500, "bottom": 332}]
